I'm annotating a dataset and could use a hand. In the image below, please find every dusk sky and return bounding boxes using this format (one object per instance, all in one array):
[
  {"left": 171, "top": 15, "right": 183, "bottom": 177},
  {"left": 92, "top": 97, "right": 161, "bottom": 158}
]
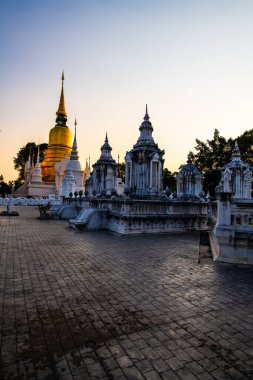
[{"left": 1, "top": 0, "right": 253, "bottom": 182}]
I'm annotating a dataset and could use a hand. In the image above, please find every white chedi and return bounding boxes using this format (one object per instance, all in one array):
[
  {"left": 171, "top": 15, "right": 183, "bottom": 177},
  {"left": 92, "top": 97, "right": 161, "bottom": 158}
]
[
  {"left": 124, "top": 106, "right": 164, "bottom": 197},
  {"left": 59, "top": 119, "right": 84, "bottom": 197},
  {"left": 218, "top": 141, "right": 252, "bottom": 199},
  {"left": 176, "top": 155, "right": 203, "bottom": 198},
  {"left": 91, "top": 133, "right": 117, "bottom": 195},
  {"left": 61, "top": 170, "right": 76, "bottom": 197},
  {"left": 31, "top": 147, "right": 42, "bottom": 183}
]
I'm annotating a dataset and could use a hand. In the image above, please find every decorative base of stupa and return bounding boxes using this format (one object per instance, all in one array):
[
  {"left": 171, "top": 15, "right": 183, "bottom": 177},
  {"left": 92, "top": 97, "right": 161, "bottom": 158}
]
[{"left": 65, "top": 197, "right": 209, "bottom": 234}]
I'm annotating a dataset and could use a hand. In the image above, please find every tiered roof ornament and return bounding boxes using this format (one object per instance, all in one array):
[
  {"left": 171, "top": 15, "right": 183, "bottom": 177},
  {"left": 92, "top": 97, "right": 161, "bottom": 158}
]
[
  {"left": 69, "top": 118, "right": 79, "bottom": 161},
  {"left": 135, "top": 104, "right": 155, "bottom": 147},
  {"left": 217, "top": 141, "right": 252, "bottom": 199},
  {"left": 125, "top": 105, "right": 164, "bottom": 197},
  {"left": 176, "top": 155, "right": 203, "bottom": 199},
  {"left": 56, "top": 71, "right": 67, "bottom": 126},
  {"left": 100, "top": 132, "right": 114, "bottom": 160}
]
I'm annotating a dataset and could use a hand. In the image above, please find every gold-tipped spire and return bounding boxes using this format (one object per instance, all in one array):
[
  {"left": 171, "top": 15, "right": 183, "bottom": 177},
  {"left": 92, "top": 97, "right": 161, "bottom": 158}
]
[{"left": 57, "top": 71, "right": 67, "bottom": 117}]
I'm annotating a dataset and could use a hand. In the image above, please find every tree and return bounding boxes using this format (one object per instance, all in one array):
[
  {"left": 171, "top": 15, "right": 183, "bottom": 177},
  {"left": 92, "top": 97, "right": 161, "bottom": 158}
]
[
  {"left": 117, "top": 162, "right": 125, "bottom": 182},
  {"left": 163, "top": 168, "right": 176, "bottom": 191},
  {"left": 191, "top": 129, "right": 233, "bottom": 172},
  {"left": 236, "top": 129, "right": 253, "bottom": 166},
  {"left": 0, "top": 176, "right": 13, "bottom": 196},
  {"left": 13, "top": 142, "right": 48, "bottom": 182}
]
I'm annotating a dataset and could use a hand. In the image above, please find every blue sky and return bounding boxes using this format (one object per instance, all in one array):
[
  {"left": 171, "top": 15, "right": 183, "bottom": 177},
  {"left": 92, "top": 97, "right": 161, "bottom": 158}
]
[{"left": 1, "top": 0, "right": 253, "bottom": 181}]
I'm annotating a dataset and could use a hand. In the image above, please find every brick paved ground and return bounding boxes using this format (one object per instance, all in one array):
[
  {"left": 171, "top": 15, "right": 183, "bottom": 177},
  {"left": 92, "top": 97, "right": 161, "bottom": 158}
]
[{"left": 0, "top": 206, "right": 253, "bottom": 380}]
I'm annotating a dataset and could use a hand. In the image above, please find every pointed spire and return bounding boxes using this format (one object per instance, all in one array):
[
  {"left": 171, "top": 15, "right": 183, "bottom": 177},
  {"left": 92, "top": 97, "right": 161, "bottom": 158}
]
[
  {"left": 144, "top": 104, "right": 150, "bottom": 121},
  {"left": 32, "top": 145, "right": 42, "bottom": 182},
  {"left": 232, "top": 141, "right": 241, "bottom": 161},
  {"left": 84, "top": 157, "right": 90, "bottom": 181},
  {"left": 26, "top": 149, "right": 32, "bottom": 169},
  {"left": 70, "top": 119, "right": 79, "bottom": 161},
  {"left": 117, "top": 154, "right": 120, "bottom": 177},
  {"left": 100, "top": 133, "right": 112, "bottom": 158},
  {"left": 137, "top": 104, "right": 154, "bottom": 143},
  {"left": 74, "top": 118, "right": 77, "bottom": 142},
  {"left": 36, "top": 145, "right": 40, "bottom": 164},
  {"left": 56, "top": 71, "right": 67, "bottom": 117}
]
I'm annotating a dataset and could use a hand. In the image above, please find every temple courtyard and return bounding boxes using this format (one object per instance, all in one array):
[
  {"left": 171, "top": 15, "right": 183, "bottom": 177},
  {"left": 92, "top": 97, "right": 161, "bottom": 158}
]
[{"left": 0, "top": 207, "right": 253, "bottom": 380}]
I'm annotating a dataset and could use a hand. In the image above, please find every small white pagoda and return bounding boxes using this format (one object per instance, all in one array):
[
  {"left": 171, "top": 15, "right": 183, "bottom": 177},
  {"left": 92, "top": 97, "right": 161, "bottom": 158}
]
[{"left": 125, "top": 106, "right": 164, "bottom": 197}]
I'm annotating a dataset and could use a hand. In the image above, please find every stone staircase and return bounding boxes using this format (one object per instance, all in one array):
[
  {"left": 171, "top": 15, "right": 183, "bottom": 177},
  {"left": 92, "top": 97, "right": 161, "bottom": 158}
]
[{"left": 69, "top": 208, "right": 99, "bottom": 230}]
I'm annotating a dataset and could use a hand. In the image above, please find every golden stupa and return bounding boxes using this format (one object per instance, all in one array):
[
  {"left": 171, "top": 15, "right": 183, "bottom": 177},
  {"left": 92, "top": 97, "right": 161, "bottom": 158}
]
[{"left": 41, "top": 72, "right": 72, "bottom": 182}]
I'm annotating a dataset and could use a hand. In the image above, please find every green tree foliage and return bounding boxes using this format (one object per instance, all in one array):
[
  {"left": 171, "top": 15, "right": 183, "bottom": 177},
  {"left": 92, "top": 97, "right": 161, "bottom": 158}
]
[
  {"left": 190, "top": 129, "right": 253, "bottom": 195},
  {"left": 0, "top": 176, "right": 13, "bottom": 196},
  {"left": 117, "top": 162, "right": 125, "bottom": 182},
  {"left": 163, "top": 168, "right": 176, "bottom": 191},
  {"left": 191, "top": 129, "right": 233, "bottom": 171},
  {"left": 236, "top": 129, "right": 253, "bottom": 166},
  {"left": 13, "top": 142, "right": 48, "bottom": 182}
]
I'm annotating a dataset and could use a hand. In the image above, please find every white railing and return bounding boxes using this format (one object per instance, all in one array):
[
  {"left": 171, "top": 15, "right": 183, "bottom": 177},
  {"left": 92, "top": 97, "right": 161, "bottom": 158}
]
[{"left": 0, "top": 197, "right": 50, "bottom": 206}]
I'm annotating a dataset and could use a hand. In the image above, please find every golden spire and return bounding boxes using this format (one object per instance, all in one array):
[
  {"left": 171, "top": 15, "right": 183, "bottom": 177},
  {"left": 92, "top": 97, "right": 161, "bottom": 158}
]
[{"left": 56, "top": 71, "right": 67, "bottom": 117}]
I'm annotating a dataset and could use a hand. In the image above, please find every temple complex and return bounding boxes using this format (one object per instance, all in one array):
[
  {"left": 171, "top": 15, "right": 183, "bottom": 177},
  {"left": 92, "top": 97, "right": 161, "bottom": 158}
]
[
  {"left": 11, "top": 73, "right": 253, "bottom": 263},
  {"left": 67, "top": 107, "right": 208, "bottom": 233}
]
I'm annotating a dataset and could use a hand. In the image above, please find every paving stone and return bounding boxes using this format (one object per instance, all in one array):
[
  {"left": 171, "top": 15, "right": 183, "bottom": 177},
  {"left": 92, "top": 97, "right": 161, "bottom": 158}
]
[
  {"left": 152, "top": 358, "right": 169, "bottom": 373},
  {"left": 135, "top": 359, "right": 154, "bottom": 373},
  {"left": 102, "top": 357, "right": 118, "bottom": 370},
  {"left": 173, "top": 349, "right": 192, "bottom": 363},
  {"left": 125, "top": 347, "right": 145, "bottom": 361},
  {"left": 123, "top": 365, "right": 146, "bottom": 380},
  {"left": 176, "top": 367, "right": 198, "bottom": 380},
  {"left": 211, "top": 368, "right": 232, "bottom": 379},
  {"left": 161, "top": 370, "right": 180, "bottom": 380},
  {"left": 109, "top": 344, "right": 127, "bottom": 358},
  {"left": 141, "top": 347, "right": 160, "bottom": 361},
  {"left": 155, "top": 346, "right": 173, "bottom": 360},
  {"left": 196, "top": 373, "right": 214, "bottom": 380},
  {"left": 166, "top": 357, "right": 184, "bottom": 371},
  {"left": 109, "top": 367, "right": 128, "bottom": 379},
  {"left": 184, "top": 347, "right": 205, "bottom": 361},
  {"left": 55, "top": 359, "right": 71, "bottom": 377},
  {"left": 87, "top": 362, "right": 107, "bottom": 379},
  {"left": 143, "top": 369, "right": 162, "bottom": 380},
  {"left": 198, "top": 359, "right": 217, "bottom": 373},
  {"left": 186, "top": 361, "right": 205, "bottom": 375},
  {"left": 116, "top": 355, "right": 133, "bottom": 368}
]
